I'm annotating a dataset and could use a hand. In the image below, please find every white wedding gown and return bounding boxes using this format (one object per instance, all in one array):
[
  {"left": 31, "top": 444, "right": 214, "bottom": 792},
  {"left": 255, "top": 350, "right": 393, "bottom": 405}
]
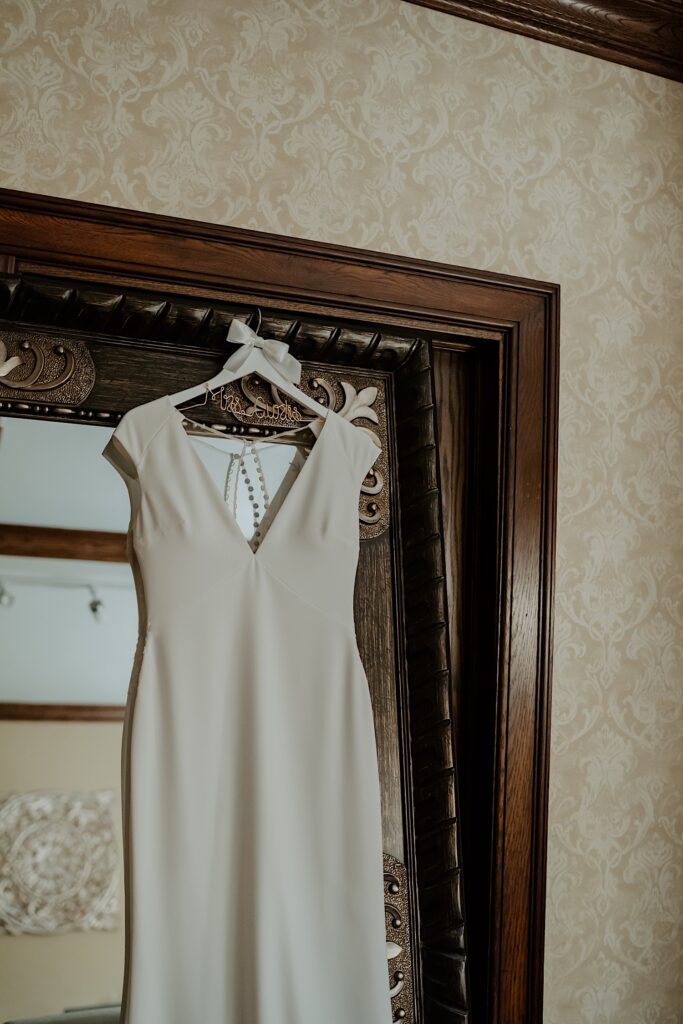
[{"left": 102, "top": 394, "right": 392, "bottom": 1024}]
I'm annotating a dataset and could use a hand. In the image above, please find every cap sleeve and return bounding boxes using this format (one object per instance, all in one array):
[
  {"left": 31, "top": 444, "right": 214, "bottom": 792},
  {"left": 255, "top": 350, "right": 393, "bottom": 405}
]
[
  {"left": 102, "top": 410, "right": 143, "bottom": 481},
  {"left": 355, "top": 429, "right": 381, "bottom": 482}
]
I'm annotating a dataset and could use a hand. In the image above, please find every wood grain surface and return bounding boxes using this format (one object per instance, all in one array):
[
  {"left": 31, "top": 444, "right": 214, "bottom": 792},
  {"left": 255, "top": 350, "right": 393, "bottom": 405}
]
[
  {"left": 0, "top": 703, "right": 124, "bottom": 721},
  {"left": 406, "top": 0, "right": 683, "bottom": 82},
  {"left": 0, "top": 525, "right": 127, "bottom": 562}
]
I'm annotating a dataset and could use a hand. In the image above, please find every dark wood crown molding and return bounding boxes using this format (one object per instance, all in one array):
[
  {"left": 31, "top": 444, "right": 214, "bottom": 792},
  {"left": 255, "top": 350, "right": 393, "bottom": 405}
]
[{"left": 407, "top": 0, "right": 683, "bottom": 83}]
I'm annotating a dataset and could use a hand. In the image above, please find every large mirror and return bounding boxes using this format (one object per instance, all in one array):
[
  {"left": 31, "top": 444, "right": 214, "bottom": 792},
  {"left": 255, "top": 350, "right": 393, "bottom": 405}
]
[
  {"left": 0, "top": 412, "right": 304, "bottom": 1022},
  {"left": 0, "top": 191, "right": 559, "bottom": 1024}
]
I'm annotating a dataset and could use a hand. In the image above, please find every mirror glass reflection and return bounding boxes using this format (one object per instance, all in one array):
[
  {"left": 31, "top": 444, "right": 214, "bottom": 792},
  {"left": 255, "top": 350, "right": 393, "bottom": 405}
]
[{"left": 0, "top": 413, "right": 300, "bottom": 1023}]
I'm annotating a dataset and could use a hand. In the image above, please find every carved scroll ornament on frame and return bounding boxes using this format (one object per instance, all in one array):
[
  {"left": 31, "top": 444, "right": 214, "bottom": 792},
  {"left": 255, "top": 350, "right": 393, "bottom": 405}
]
[
  {"left": 384, "top": 853, "right": 414, "bottom": 1023},
  {"left": 0, "top": 329, "right": 95, "bottom": 405}
]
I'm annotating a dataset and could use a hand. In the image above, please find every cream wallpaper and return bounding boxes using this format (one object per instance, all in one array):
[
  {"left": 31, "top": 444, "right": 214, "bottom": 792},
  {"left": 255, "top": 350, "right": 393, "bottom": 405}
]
[{"left": 1, "top": 1, "right": 682, "bottom": 1020}]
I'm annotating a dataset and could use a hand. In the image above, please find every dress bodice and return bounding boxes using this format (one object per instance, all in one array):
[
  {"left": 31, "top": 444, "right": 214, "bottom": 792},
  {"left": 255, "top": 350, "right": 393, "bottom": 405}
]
[{"left": 103, "top": 395, "right": 381, "bottom": 631}]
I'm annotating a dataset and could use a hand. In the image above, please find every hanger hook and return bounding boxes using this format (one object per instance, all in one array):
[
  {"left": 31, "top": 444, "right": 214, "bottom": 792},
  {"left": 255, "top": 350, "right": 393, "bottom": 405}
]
[{"left": 250, "top": 307, "right": 263, "bottom": 335}]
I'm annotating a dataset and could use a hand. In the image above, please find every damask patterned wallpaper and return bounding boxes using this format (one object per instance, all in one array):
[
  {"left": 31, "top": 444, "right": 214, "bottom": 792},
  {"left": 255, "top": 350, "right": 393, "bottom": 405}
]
[{"left": 1, "top": 1, "right": 681, "bottom": 1020}]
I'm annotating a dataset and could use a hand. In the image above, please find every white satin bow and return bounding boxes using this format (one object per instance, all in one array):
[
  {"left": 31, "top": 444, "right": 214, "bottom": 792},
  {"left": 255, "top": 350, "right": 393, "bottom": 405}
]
[{"left": 225, "top": 319, "right": 302, "bottom": 385}]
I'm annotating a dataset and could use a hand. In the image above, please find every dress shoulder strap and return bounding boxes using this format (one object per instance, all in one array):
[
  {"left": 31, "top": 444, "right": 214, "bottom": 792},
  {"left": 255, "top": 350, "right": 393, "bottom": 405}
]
[
  {"left": 335, "top": 413, "right": 381, "bottom": 484},
  {"left": 101, "top": 397, "right": 170, "bottom": 479},
  {"left": 355, "top": 428, "right": 381, "bottom": 481}
]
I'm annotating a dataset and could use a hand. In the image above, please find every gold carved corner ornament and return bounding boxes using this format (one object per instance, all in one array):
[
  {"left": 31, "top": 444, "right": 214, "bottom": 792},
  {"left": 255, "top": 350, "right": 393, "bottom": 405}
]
[
  {"left": 0, "top": 330, "right": 95, "bottom": 405},
  {"left": 221, "top": 370, "right": 389, "bottom": 539},
  {"left": 384, "top": 853, "right": 414, "bottom": 1022}
]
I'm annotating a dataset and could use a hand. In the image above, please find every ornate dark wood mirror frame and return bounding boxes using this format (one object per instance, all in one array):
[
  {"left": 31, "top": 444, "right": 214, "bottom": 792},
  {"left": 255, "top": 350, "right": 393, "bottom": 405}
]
[{"left": 0, "top": 188, "right": 559, "bottom": 1024}]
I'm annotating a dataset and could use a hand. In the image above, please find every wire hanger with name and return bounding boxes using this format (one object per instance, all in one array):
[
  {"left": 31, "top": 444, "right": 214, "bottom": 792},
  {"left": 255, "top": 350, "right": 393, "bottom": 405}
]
[{"left": 168, "top": 309, "right": 326, "bottom": 449}]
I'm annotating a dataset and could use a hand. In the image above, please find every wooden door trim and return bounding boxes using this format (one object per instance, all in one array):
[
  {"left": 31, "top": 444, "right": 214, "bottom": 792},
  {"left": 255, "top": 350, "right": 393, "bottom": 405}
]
[
  {"left": 404, "top": 0, "right": 683, "bottom": 84},
  {"left": 0, "top": 524, "right": 127, "bottom": 562},
  {"left": 0, "top": 702, "right": 124, "bottom": 722},
  {"left": 0, "top": 187, "right": 559, "bottom": 1023}
]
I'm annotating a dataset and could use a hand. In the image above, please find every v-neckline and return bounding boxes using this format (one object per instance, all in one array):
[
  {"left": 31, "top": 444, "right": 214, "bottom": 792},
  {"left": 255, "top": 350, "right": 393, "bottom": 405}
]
[{"left": 164, "top": 394, "right": 337, "bottom": 561}]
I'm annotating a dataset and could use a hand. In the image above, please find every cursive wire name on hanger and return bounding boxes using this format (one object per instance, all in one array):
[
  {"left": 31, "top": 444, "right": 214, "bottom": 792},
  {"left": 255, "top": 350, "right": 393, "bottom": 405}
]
[{"left": 198, "top": 381, "right": 304, "bottom": 424}]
